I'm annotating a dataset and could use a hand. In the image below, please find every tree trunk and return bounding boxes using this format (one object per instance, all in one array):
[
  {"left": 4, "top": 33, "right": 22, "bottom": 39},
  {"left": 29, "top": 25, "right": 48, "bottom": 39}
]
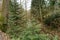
[{"left": 2, "top": 0, "right": 10, "bottom": 30}]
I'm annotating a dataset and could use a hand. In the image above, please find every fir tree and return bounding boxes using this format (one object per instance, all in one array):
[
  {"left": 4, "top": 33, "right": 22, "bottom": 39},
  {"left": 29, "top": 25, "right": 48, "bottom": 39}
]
[{"left": 7, "top": 0, "right": 24, "bottom": 38}]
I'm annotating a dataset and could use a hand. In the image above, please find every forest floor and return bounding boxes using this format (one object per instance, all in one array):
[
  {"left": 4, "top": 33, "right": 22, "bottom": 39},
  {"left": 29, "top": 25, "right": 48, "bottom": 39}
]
[{"left": 40, "top": 24, "right": 60, "bottom": 40}]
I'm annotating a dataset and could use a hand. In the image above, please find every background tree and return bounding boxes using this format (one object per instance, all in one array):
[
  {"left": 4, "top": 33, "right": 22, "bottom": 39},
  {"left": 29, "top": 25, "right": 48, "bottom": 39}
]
[{"left": 31, "top": 0, "right": 46, "bottom": 22}]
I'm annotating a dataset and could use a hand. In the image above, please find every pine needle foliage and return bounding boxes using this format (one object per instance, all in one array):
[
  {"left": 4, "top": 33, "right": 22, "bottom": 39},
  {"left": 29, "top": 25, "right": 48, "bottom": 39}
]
[{"left": 7, "top": 0, "right": 24, "bottom": 38}]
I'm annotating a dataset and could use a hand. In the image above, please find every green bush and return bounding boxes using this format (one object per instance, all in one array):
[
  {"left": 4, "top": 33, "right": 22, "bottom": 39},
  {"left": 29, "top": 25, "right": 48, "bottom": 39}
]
[
  {"left": 19, "top": 27, "right": 50, "bottom": 40},
  {"left": 9, "top": 17, "right": 59, "bottom": 40},
  {"left": 7, "top": 0, "right": 25, "bottom": 38},
  {"left": 44, "top": 13, "right": 60, "bottom": 29},
  {"left": 11, "top": 27, "right": 59, "bottom": 40},
  {"left": 53, "top": 35, "right": 59, "bottom": 40}
]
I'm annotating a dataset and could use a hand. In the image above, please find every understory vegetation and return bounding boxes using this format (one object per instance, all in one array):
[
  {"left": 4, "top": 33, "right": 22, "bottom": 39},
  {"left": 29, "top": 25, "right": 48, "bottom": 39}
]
[{"left": 0, "top": 0, "right": 60, "bottom": 40}]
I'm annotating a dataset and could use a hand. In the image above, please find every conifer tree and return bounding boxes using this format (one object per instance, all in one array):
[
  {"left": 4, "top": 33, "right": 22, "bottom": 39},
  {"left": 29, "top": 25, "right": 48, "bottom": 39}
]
[{"left": 7, "top": 0, "right": 24, "bottom": 38}]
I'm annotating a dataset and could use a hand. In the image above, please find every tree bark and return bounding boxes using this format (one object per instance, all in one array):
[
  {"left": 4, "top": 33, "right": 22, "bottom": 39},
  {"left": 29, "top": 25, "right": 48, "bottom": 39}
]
[{"left": 2, "top": 0, "right": 10, "bottom": 28}]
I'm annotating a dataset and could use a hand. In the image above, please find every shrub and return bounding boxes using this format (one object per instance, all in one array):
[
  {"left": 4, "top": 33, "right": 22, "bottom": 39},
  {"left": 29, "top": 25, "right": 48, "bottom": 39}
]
[
  {"left": 44, "top": 13, "right": 60, "bottom": 29},
  {"left": 19, "top": 27, "right": 50, "bottom": 40},
  {"left": 53, "top": 35, "right": 59, "bottom": 40},
  {"left": 11, "top": 26, "right": 59, "bottom": 40}
]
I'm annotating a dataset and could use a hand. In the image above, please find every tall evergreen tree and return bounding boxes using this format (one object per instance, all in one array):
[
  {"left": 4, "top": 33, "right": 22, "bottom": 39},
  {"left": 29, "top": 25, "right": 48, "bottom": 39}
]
[{"left": 7, "top": 0, "right": 24, "bottom": 38}]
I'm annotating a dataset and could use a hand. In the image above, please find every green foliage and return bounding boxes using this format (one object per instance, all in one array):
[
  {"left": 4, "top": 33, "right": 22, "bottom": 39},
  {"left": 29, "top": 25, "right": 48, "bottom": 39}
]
[
  {"left": 49, "top": 0, "right": 56, "bottom": 6},
  {"left": 9, "top": 18, "right": 59, "bottom": 40},
  {"left": 3, "top": 0, "right": 60, "bottom": 40},
  {"left": 31, "top": 0, "right": 58, "bottom": 22},
  {"left": 31, "top": 0, "right": 45, "bottom": 20},
  {"left": 0, "top": 13, "right": 7, "bottom": 32},
  {"left": 19, "top": 27, "right": 50, "bottom": 40},
  {"left": 0, "top": 14, "right": 4, "bottom": 22},
  {"left": 7, "top": 0, "right": 25, "bottom": 38},
  {"left": 21, "top": 28, "right": 49, "bottom": 40},
  {"left": 11, "top": 26, "right": 59, "bottom": 40},
  {"left": 53, "top": 35, "right": 59, "bottom": 40},
  {"left": 44, "top": 13, "right": 60, "bottom": 29}
]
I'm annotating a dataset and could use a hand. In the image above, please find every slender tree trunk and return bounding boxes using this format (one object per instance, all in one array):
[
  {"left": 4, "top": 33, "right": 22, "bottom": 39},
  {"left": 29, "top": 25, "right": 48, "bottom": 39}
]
[
  {"left": 39, "top": 0, "right": 43, "bottom": 23},
  {"left": 25, "top": 0, "right": 27, "bottom": 14},
  {"left": 25, "top": 0, "right": 27, "bottom": 23},
  {"left": 20, "top": 0, "right": 21, "bottom": 4},
  {"left": 2, "top": 0, "right": 10, "bottom": 28}
]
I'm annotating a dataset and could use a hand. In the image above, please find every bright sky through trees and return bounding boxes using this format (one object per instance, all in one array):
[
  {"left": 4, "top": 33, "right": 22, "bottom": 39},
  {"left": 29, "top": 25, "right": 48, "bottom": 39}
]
[
  {"left": 17, "top": 0, "right": 31, "bottom": 10},
  {"left": 17, "top": 0, "right": 49, "bottom": 10}
]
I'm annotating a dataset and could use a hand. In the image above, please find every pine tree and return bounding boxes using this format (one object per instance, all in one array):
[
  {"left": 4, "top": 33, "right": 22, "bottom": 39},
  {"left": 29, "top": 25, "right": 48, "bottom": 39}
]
[{"left": 7, "top": 0, "right": 24, "bottom": 38}]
